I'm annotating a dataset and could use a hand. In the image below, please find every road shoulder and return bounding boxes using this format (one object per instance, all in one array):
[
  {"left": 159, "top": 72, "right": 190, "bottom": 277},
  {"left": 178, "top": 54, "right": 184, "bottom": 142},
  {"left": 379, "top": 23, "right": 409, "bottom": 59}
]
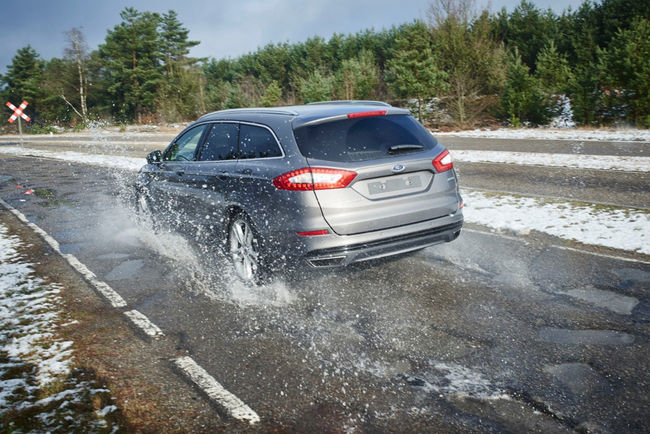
[{"left": 0, "top": 208, "right": 232, "bottom": 432}]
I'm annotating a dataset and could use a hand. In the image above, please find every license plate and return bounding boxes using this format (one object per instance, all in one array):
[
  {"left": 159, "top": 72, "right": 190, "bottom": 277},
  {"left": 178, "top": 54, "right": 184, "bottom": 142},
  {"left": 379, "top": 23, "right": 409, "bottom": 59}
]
[{"left": 368, "top": 174, "right": 422, "bottom": 195}]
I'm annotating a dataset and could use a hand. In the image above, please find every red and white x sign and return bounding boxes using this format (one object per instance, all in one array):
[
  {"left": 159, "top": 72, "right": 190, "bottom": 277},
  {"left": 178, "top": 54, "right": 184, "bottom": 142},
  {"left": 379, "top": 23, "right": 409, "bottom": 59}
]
[{"left": 6, "top": 100, "right": 31, "bottom": 123}]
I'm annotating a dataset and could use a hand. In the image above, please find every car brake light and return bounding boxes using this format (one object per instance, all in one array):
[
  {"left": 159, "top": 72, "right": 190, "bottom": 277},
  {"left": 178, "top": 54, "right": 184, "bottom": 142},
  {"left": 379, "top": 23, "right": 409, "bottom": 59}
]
[
  {"left": 347, "top": 110, "right": 387, "bottom": 119},
  {"left": 273, "top": 167, "right": 357, "bottom": 190},
  {"left": 297, "top": 229, "right": 329, "bottom": 236},
  {"left": 433, "top": 149, "right": 453, "bottom": 172}
]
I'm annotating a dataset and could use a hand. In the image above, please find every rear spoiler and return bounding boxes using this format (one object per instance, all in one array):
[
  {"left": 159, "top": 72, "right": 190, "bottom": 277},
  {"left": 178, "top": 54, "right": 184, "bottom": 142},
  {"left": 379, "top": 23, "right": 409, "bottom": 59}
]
[{"left": 293, "top": 107, "right": 411, "bottom": 129}]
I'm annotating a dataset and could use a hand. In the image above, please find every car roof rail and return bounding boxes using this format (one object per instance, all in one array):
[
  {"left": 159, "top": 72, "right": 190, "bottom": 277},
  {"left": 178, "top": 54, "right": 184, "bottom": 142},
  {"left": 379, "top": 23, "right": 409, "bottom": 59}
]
[
  {"left": 306, "top": 100, "right": 392, "bottom": 107},
  {"left": 200, "top": 107, "right": 299, "bottom": 119}
]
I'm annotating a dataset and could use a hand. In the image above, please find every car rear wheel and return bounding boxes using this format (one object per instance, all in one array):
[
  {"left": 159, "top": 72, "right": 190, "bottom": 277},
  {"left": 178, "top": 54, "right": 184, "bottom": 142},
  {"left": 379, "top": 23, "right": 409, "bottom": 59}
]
[{"left": 228, "top": 214, "right": 267, "bottom": 285}]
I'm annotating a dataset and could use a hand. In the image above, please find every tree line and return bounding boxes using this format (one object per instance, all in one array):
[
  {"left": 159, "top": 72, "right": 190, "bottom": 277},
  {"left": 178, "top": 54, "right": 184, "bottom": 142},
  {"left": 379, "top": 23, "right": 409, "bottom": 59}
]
[{"left": 1, "top": 0, "right": 648, "bottom": 130}]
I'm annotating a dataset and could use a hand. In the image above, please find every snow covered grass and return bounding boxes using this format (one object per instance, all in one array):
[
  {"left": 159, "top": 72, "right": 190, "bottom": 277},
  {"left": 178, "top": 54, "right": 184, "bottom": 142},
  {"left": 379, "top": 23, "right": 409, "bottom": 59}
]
[
  {"left": 462, "top": 190, "right": 650, "bottom": 255},
  {"left": 453, "top": 150, "right": 650, "bottom": 172},
  {"left": 436, "top": 128, "right": 650, "bottom": 142},
  {"left": 0, "top": 224, "right": 119, "bottom": 431}
]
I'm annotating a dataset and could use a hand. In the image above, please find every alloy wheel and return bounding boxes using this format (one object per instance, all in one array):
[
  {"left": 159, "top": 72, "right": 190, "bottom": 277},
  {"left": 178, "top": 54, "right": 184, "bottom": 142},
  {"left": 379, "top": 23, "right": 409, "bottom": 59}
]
[{"left": 229, "top": 217, "right": 261, "bottom": 283}]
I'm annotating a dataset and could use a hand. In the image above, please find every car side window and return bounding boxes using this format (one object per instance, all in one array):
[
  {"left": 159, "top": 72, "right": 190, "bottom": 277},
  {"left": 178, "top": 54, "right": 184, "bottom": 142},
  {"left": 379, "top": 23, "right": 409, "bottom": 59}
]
[
  {"left": 239, "top": 124, "right": 282, "bottom": 159},
  {"left": 198, "top": 123, "right": 239, "bottom": 161},
  {"left": 164, "top": 125, "right": 207, "bottom": 161}
]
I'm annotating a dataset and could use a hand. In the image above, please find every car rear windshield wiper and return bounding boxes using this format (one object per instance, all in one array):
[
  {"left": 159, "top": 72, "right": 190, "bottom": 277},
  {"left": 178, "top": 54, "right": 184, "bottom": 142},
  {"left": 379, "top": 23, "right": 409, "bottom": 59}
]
[{"left": 387, "top": 144, "right": 424, "bottom": 154}]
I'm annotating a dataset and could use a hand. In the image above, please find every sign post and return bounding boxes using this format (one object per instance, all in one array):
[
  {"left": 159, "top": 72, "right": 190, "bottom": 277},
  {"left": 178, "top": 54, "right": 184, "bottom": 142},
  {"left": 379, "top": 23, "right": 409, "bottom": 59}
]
[{"left": 6, "top": 100, "right": 31, "bottom": 145}]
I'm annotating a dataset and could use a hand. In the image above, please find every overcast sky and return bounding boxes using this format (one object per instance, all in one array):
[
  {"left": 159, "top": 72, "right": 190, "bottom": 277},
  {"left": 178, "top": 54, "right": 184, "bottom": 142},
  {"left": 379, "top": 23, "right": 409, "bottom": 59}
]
[{"left": 1, "top": 0, "right": 584, "bottom": 76}]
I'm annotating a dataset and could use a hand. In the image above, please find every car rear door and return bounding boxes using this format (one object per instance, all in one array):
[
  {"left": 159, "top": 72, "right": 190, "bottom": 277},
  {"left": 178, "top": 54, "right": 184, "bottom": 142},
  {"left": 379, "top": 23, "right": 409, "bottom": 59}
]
[{"left": 181, "top": 122, "right": 240, "bottom": 233}]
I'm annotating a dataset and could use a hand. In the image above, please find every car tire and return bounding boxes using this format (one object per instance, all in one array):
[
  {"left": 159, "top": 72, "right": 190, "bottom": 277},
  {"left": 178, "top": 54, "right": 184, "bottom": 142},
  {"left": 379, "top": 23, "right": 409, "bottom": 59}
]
[{"left": 228, "top": 213, "right": 270, "bottom": 285}]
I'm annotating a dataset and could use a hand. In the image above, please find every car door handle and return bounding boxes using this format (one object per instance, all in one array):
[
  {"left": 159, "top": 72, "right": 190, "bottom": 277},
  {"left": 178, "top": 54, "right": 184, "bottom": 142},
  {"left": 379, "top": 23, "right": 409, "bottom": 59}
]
[
  {"left": 176, "top": 170, "right": 185, "bottom": 176},
  {"left": 218, "top": 171, "right": 229, "bottom": 180}
]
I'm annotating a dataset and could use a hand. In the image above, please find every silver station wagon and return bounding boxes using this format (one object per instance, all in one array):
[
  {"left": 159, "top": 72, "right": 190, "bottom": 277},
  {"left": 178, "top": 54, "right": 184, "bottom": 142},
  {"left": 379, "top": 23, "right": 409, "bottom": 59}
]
[{"left": 136, "top": 101, "right": 463, "bottom": 284}]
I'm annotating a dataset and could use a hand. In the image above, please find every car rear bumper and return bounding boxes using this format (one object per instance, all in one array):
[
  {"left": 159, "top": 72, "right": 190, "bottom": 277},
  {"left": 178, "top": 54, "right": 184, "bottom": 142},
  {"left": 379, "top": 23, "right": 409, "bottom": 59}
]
[{"left": 303, "top": 216, "right": 463, "bottom": 268}]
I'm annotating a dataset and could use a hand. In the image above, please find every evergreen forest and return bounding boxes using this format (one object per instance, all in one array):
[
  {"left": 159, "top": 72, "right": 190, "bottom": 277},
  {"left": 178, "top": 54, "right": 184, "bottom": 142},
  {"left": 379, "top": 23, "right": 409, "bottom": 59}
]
[{"left": 1, "top": 0, "right": 648, "bottom": 130}]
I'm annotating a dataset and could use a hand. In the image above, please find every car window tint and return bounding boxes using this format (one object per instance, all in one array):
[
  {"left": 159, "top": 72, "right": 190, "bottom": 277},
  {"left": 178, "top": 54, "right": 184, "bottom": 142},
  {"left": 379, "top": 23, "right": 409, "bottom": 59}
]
[
  {"left": 239, "top": 125, "right": 282, "bottom": 159},
  {"left": 199, "top": 123, "right": 239, "bottom": 161},
  {"left": 164, "top": 125, "right": 207, "bottom": 161},
  {"left": 293, "top": 115, "right": 435, "bottom": 162}
]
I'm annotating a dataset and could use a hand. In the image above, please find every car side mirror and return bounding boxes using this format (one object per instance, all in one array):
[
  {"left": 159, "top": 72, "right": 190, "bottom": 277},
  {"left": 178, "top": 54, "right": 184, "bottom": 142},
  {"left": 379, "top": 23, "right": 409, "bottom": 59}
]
[{"left": 147, "top": 150, "right": 162, "bottom": 165}]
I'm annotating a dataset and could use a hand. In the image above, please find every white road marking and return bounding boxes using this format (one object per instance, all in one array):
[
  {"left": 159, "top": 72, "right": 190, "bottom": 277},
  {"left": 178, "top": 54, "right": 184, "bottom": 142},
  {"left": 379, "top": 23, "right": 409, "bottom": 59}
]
[
  {"left": 463, "top": 228, "right": 650, "bottom": 265},
  {"left": 173, "top": 356, "right": 260, "bottom": 425},
  {"left": 62, "top": 254, "right": 128, "bottom": 308},
  {"left": 124, "top": 310, "right": 164, "bottom": 338}
]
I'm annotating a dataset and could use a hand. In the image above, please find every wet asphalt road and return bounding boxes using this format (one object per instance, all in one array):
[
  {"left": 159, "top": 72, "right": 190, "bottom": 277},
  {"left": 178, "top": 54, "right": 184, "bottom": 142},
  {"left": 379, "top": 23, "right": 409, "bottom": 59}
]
[{"left": 0, "top": 135, "right": 649, "bottom": 432}]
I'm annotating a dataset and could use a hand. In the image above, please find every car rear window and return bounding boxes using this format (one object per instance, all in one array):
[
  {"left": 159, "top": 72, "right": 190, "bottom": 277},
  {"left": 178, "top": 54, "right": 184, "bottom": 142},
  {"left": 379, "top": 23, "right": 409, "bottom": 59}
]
[{"left": 293, "top": 115, "right": 436, "bottom": 162}]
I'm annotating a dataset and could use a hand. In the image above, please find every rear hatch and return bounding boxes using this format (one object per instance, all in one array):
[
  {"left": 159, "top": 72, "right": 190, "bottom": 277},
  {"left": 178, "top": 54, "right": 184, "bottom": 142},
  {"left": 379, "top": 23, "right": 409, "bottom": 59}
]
[{"left": 293, "top": 112, "right": 459, "bottom": 235}]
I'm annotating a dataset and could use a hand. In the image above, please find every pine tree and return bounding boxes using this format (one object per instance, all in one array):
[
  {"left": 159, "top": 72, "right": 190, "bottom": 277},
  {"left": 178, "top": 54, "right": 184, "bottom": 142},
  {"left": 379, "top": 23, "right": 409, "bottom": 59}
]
[
  {"left": 298, "top": 70, "right": 334, "bottom": 103},
  {"left": 156, "top": 10, "right": 203, "bottom": 121},
  {"left": 600, "top": 18, "right": 650, "bottom": 127},
  {"left": 535, "top": 40, "right": 572, "bottom": 93},
  {"left": 429, "top": 2, "right": 507, "bottom": 127},
  {"left": 500, "top": 48, "right": 550, "bottom": 126},
  {"left": 261, "top": 81, "right": 283, "bottom": 107},
  {"left": 98, "top": 7, "right": 163, "bottom": 122},
  {"left": 1, "top": 46, "right": 44, "bottom": 111},
  {"left": 386, "top": 21, "right": 446, "bottom": 122},
  {"left": 339, "top": 50, "right": 379, "bottom": 100},
  {"left": 159, "top": 10, "right": 200, "bottom": 76}
]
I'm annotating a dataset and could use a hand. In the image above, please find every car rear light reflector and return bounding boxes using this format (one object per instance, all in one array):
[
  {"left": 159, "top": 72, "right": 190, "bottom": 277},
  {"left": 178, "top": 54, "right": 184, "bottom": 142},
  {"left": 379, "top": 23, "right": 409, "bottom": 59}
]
[
  {"left": 433, "top": 149, "right": 453, "bottom": 172},
  {"left": 347, "top": 110, "right": 387, "bottom": 119},
  {"left": 459, "top": 201, "right": 464, "bottom": 208},
  {"left": 297, "top": 229, "right": 330, "bottom": 236},
  {"left": 273, "top": 167, "right": 357, "bottom": 190}
]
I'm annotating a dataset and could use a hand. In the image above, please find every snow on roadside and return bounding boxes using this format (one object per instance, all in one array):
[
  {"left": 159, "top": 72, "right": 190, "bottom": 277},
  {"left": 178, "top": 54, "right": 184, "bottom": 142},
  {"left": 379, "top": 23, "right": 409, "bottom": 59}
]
[
  {"left": 0, "top": 223, "right": 118, "bottom": 430},
  {"left": 462, "top": 190, "right": 650, "bottom": 255},
  {"left": 453, "top": 150, "right": 650, "bottom": 172},
  {"left": 435, "top": 128, "right": 650, "bottom": 142},
  {"left": 0, "top": 145, "right": 144, "bottom": 171}
]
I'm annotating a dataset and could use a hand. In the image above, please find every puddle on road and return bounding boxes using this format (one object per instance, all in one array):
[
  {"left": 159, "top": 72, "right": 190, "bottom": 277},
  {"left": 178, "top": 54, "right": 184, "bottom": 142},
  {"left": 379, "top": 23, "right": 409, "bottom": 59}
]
[
  {"left": 59, "top": 242, "right": 89, "bottom": 254},
  {"left": 614, "top": 268, "right": 650, "bottom": 283},
  {"left": 538, "top": 327, "right": 634, "bottom": 345},
  {"left": 561, "top": 287, "right": 639, "bottom": 315},
  {"left": 405, "top": 362, "right": 509, "bottom": 400},
  {"left": 53, "top": 229, "right": 83, "bottom": 242},
  {"left": 104, "top": 259, "right": 144, "bottom": 281},
  {"left": 95, "top": 252, "right": 130, "bottom": 260},
  {"left": 545, "top": 363, "right": 606, "bottom": 395}
]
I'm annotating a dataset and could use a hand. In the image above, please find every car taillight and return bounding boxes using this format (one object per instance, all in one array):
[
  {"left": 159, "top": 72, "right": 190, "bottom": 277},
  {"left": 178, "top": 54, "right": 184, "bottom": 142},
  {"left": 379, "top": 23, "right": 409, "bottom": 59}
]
[
  {"left": 297, "top": 229, "right": 329, "bottom": 236},
  {"left": 433, "top": 149, "right": 453, "bottom": 172},
  {"left": 347, "top": 110, "right": 387, "bottom": 119},
  {"left": 273, "top": 167, "right": 357, "bottom": 190}
]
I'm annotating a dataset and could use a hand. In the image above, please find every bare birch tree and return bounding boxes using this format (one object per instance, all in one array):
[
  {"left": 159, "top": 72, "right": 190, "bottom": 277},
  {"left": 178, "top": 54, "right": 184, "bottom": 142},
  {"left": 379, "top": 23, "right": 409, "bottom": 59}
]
[{"left": 64, "top": 27, "right": 89, "bottom": 121}]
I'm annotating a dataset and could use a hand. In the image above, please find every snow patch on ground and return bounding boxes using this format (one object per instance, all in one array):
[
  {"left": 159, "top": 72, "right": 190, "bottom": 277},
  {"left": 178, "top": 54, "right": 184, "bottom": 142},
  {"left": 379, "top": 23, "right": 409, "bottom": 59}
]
[
  {"left": 453, "top": 150, "right": 650, "bottom": 172},
  {"left": 436, "top": 128, "right": 650, "bottom": 142},
  {"left": 0, "top": 145, "right": 144, "bottom": 171},
  {"left": 462, "top": 190, "right": 650, "bottom": 255},
  {"left": 0, "top": 223, "right": 117, "bottom": 430}
]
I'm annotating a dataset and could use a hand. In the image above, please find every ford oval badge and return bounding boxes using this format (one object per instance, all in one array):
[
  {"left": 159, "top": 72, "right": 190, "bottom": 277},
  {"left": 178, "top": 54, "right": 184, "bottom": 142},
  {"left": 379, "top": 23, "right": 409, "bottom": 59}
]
[{"left": 392, "top": 164, "right": 405, "bottom": 173}]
